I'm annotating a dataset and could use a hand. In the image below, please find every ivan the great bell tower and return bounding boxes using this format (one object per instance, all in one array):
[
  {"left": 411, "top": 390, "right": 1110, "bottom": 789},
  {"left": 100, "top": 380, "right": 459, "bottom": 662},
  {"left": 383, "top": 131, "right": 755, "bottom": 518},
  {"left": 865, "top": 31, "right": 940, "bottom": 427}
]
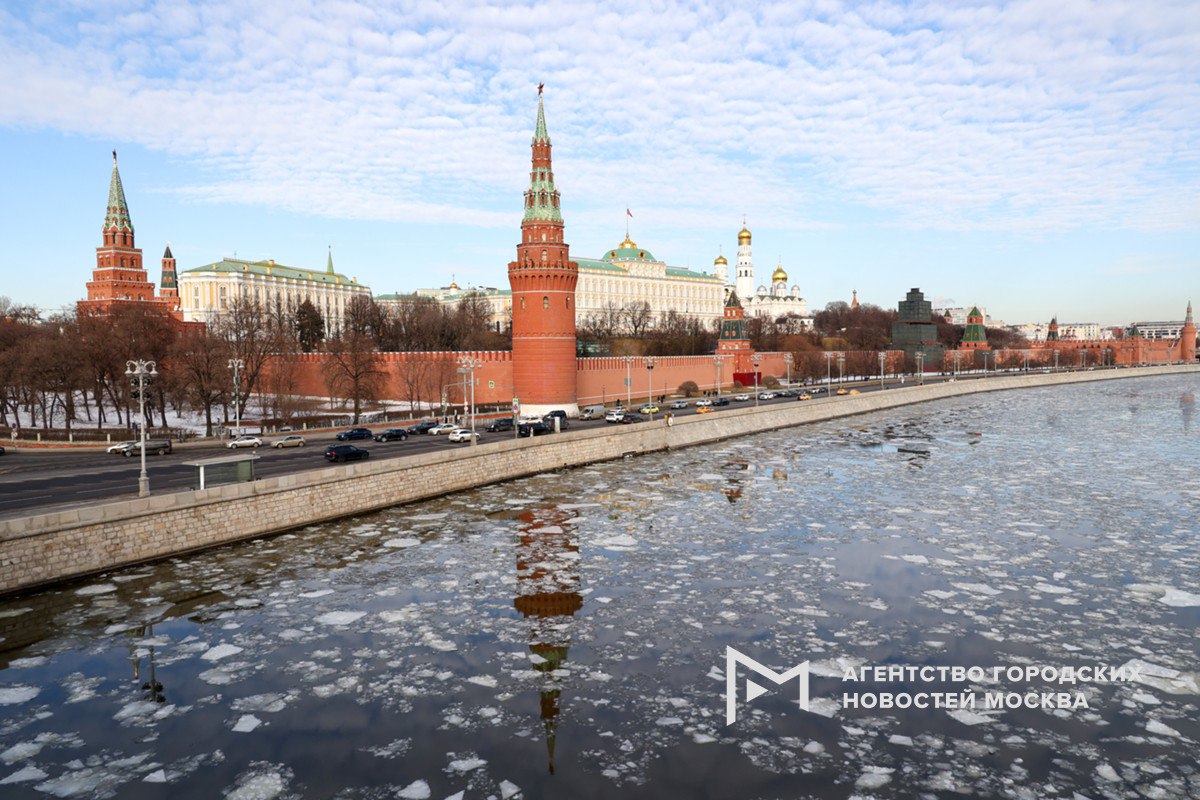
[{"left": 507, "top": 86, "right": 580, "bottom": 417}]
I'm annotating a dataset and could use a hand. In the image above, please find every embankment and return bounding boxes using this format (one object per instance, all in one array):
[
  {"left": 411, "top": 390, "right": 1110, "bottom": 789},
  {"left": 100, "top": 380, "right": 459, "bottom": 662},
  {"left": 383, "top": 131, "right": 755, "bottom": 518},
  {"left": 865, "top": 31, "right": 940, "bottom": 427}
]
[{"left": 1, "top": 364, "right": 1195, "bottom": 595}]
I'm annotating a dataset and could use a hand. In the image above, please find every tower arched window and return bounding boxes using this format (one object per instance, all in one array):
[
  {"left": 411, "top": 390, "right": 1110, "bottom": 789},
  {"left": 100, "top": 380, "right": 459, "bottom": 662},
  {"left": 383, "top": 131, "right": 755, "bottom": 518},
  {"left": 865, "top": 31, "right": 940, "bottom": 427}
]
[
  {"left": 541, "top": 232, "right": 547, "bottom": 242},
  {"left": 520, "top": 298, "right": 526, "bottom": 310},
  {"left": 542, "top": 296, "right": 549, "bottom": 309},
  {"left": 541, "top": 249, "right": 547, "bottom": 262}
]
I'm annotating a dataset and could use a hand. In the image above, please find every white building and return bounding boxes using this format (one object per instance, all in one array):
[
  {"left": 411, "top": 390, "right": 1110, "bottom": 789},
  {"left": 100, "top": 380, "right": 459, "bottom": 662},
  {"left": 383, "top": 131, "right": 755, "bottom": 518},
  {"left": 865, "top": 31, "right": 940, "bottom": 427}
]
[
  {"left": 376, "top": 282, "right": 511, "bottom": 332},
  {"left": 1058, "top": 322, "right": 1104, "bottom": 341},
  {"left": 179, "top": 252, "right": 370, "bottom": 334},
  {"left": 1129, "top": 320, "right": 1188, "bottom": 339},
  {"left": 719, "top": 223, "right": 811, "bottom": 325}
]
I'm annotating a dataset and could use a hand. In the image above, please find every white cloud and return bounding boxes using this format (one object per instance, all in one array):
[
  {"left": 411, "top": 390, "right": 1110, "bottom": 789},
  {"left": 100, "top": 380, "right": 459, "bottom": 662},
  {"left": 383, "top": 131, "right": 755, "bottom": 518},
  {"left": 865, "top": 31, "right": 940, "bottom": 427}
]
[{"left": 0, "top": 0, "right": 1197, "bottom": 236}]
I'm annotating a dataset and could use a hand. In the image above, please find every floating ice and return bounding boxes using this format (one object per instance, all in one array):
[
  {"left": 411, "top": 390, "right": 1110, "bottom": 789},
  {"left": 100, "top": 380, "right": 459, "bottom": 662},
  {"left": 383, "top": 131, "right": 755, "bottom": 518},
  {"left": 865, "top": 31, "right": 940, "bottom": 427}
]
[
  {"left": 74, "top": 584, "right": 117, "bottom": 596},
  {"left": 314, "top": 611, "right": 365, "bottom": 626},
  {"left": 950, "top": 582, "right": 1002, "bottom": 597},
  {"left": 446, "top": 757, "right": 486, "bottom": 773},
  {"left": 467, "top": 676, "right": 498, "bottom": 689},
  {"left": 143, "top": 770, "right": 168, "bottom": 783},
  {"left": 1034, "top": 583, "right": 1072, "bottom": 594},
  {"left": 397, "top": 779, "right": 431, "bottom": 799},
  {"left": 1145, "top": 719, "right": 1182, "bottom": 738},
  {"left": 0, "top": 686, "right": 40, "bottom": 705},
  {"left": 1, "top": 765, "right": 49, "bottom": 784},
  {"left": 201, "top": 644, "right": 244, "bottom": 661},
  {"left": 298, "top": 589, "right": 334, "bottom": 599},
  {"left": 383, "top": 538, "right": 421, "bottom": 549},
  {"left": 499, "top": 779, "right": 522, "bottom": 799},
  {"left": 1, "top": 741, "right": 43, "bottom": 764},
  {"left": 1158, "top": 588, "right": 1200, "bottom": 607},
  {"left": 855, "top": 766, "right": 894, "bottom": 789},
  {"left": 594, "top": 534, "right": 638, "bottom": 550},
  {"left": 947, "top": 708, "right": 995, "bottom": 726}
]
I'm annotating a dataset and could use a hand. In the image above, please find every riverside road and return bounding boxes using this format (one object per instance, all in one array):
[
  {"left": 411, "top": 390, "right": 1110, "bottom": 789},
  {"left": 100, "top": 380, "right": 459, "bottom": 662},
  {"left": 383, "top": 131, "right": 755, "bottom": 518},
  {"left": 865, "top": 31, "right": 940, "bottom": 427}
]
[{"left": 0, "top": 369, "right": 1112, "bottom": 518}]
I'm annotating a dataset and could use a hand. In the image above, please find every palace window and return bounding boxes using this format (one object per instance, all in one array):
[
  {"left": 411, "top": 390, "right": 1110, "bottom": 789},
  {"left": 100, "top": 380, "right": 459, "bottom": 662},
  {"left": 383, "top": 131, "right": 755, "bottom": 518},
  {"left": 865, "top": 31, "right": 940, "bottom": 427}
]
[{"left": 542, "top": 296, "right": 549, "bottom": 309}]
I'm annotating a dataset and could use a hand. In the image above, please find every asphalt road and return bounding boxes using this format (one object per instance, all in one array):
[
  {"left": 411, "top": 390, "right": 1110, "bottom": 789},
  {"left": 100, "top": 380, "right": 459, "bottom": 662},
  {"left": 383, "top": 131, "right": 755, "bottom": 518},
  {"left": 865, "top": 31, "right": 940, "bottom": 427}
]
[{"left": 0, "top": 368, "right": 1111, "bottom": 518}]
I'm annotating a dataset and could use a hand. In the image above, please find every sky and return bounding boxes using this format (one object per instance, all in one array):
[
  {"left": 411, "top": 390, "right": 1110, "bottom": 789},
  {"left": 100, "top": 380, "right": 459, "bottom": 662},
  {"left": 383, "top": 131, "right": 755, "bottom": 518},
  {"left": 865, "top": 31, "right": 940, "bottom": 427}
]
[{"left": 0, "top": 0, "right": 1197, "bottom": 326}]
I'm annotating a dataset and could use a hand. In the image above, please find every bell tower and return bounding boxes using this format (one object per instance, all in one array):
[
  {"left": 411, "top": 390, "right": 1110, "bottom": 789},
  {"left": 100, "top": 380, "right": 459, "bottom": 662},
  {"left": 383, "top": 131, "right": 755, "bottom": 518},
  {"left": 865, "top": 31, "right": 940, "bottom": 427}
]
[
  {"left": 508, "top": 86, "right": 579, "bottom": 417},
  {"left": 1182, "top": 301, "right": 1196, "bottom": 362}
]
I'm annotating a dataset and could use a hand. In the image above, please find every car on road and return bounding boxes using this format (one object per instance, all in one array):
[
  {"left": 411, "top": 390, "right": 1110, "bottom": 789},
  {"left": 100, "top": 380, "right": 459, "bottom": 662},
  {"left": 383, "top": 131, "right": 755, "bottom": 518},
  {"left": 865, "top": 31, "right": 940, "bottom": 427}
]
[
  {"left": 324, "top": 444, "right": 369, "bottom": 462},
  {"left": 518, "top": 421, "right": 553, "bottom": 437},
  {"left": 429, "top": 422, "right": 458, "bottom": 435},
  {"left": 373, "top": 428, "right": 409, "bottom": 442},
  {"left": 639, "top": 404, "right": 660, "bottom": 415},
  {"left": 544, "top": 410, "right": 569, "bottom": 424},
  {"left": 811, "top": 386, "right": 827, "bottom": 394},
  {"left": 116, "top": 439, "right": 174, "bottom": 457},
  {"left": 696, "top": 406, "right": 715, "bottom": 414},
  {"left": 712, "top": 397, "right": 730, "bottom": 406},
  {"left": 406, "top": 421, "right": 440, "bottom": 435},
  {"left": 486, "top": 418, "right": 515, "bottom": 433},
  {"left": 733, "top": 393, "right": 750, "bottom": 402},
  {"left": 579, "top": 405, "right": 606, "bottom": 420},
  {"left": 542, "top": 415, "right": 569, "bottom": 430},
  {"left": 605, "top": 409, "right": 627, "bottom": 423},
  {"left": 694, "top": 398, "right": 712, "bottom": 407},
  {"left": 797, "top": 393, "right": 812, "bottom": 401},
  {"left": 106, "top": 440, "right": 137, "bottom": 454},
  {"left": 272, "top": 435, "right": 307, "bottom": 448},
  {"left": 758, "top": 392, "right": 776, "bottom": 400},
  {"left": 836, "top": 388, "right": 849, "bottom": 396},
  {"left": 670, "top": 400, "right": 689, "bottom": 410},
  {"left": 227, "top": 435, "right": 262, "bottom": 449},
  {"left": 0, "top": 445, "right": 5, "bottom": 455},
  {"left": 336, "top": 427, "right": 373, "bottom": 441},
  {"left": 448, "top": 428, "right": 479, "bottom": 443},
  {"left": 849, "top": 389, "right": 861, "bottom": 395},
  {"left": 620, "top": 413, "right": 646, "bottom": 424}
]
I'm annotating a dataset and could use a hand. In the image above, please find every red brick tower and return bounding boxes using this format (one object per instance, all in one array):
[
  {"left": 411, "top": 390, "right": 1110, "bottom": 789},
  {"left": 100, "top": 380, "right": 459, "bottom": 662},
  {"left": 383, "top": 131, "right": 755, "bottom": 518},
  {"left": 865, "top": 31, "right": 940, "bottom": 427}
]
[
  {"left": 508, "top": 87, "right": 579, "bottom": 416},
  {"left": 80, "top": 151, "right": 176, "bottom": 317},
  {"left": 159, "top": 243, "right": 179, "bottom": 311},
  {"left": 1182, "top": 301, "right": 1196, "bottom": 362}
]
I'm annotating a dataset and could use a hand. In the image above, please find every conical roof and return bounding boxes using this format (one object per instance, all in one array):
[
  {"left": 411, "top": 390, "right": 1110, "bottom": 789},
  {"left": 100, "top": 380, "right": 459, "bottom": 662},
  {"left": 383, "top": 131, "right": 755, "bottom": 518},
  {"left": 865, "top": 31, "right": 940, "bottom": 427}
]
[
  {"left": 534, "top": 94, "right": 549, "bottom": 144},
  {"left": 104, "top": 151, "right": 133, "bottom": 233}
]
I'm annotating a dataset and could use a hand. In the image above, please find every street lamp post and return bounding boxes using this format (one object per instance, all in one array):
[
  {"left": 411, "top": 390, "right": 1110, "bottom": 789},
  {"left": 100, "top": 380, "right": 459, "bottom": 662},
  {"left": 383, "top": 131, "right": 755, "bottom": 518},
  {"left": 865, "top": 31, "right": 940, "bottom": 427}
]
[
  {"left": 644, "top": 356, "right": 657, "bottom": 418},
  {"left": 1054, "top": 350, "right": 1059, "bottom": 371},
  {"left": 752, "top": 354, "right": 762, "bottom": 406},
  {"left": 623, "top": 356, "right": 634, "bottom": 409},
  {"left": 713, "top": 354, "right": 725, "bottom": 399},
  {"left": 952, "top": 351, "right": 961, "bottom": 380},
  {"left": 784, "top": 352, "right": 793, "bottom": 387},
  {"left": 982, "top": 352, "right": 991, "bottom": 374},
  {"left": 824, "top": 352, "right": 833, "bottom": 396},
  {"left": 837, "top": 353, "right": 845, "bottom": 390},
  {"left": 915, "top": 352, "right": 925, "bottom": 385},
  {"left": 456, "top": 356, "right": 481, "bottom": 445},
  {"left": 1080, "top": 349, "right": 1086, "bottom": 370},
  {"left": 878, "top": 351, "right": 886, "bottom": 392},
  {"left": 227, "top": 358, "right": 244, "bottom": 437},
  {"left": 126, "top": 359, "right": 158, "bottom": 498}
]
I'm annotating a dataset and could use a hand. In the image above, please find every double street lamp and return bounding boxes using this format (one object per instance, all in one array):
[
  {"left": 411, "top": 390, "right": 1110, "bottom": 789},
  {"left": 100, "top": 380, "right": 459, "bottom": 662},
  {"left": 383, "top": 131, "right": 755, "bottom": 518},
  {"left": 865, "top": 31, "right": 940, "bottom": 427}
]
[
  {"left": 824, "top": 352, "right": 834, "bottom": 396},
  {"left": 623, "top": 356, "right": 635, "bottom": 409},
  {"left": 915, "top": 352, "right": 925, "bottom": 385},
  {"left": 713, "top": 354, "right": 726, "bottom": 399},
  {"left": 878, "top": 351, "right": 886, "bottom": 392},
  {"left": 783, "top": 352, "right": 793, "bottom": 387},
  {"left": 644, "top": 356, "right": 657, "bottom": 418},
  {"left": 227, "top": 358, "right": 244, "bottom": 437},
  {"left": 837, "top": 353, "right": 845, "bottom": 390},
  {"left": 752, "top": 354, "right": 762, "bottom": 406},
  {"left": 126, "top": 359, "right": 158, "bottom": 497},
  {"left": 457, "top": 356, "right": 481, "bottom": 445}
]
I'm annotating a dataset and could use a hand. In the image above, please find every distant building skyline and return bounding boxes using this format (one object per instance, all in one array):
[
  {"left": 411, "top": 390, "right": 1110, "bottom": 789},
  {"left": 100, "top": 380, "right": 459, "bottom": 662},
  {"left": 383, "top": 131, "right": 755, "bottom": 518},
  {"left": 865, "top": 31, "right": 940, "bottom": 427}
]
[{"left": 0, "top": 1, "right": 1195, "bottom": 326}]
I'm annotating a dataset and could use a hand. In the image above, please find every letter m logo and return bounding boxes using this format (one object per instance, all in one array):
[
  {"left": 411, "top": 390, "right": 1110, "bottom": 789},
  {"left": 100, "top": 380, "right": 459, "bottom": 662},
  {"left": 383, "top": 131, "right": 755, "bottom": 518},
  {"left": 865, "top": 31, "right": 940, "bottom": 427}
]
[{"left": 725, "top": 646, "right": 810, "bottom": 725}]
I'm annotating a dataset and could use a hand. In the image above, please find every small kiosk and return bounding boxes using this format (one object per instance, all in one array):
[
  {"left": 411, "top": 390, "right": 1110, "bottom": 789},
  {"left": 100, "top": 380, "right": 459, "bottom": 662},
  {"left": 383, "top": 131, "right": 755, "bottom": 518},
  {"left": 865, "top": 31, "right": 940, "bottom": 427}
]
[{"left": 183, "top": 453, "right": 260, "bottom": 490}]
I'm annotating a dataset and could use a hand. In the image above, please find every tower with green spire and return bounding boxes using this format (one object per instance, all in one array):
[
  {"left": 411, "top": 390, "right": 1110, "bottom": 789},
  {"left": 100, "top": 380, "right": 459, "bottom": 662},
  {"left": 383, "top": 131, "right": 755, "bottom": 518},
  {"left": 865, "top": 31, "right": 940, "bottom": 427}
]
[{"left": 959, "top": 306, "right": 989, "bottom": 350}]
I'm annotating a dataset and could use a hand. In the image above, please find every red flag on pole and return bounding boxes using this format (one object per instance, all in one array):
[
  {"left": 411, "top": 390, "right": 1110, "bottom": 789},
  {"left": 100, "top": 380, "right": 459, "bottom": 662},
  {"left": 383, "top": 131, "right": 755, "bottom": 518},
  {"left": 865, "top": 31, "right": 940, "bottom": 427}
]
[{"left": 626, "top": 208, "right": 633, "bottom": 218}]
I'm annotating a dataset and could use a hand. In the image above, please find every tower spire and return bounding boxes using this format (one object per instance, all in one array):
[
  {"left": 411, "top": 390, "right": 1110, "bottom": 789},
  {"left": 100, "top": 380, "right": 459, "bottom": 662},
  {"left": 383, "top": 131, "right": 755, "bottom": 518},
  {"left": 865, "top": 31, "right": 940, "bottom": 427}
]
[
  {"left": 105, "top": 151, "right": 133, "bottom": 236},
  {"left": 1187, "top": 300, "right": 1194, "bottom": 325},
  {"left": 327, "top": 245, "right": 334, "bottom": 274}
]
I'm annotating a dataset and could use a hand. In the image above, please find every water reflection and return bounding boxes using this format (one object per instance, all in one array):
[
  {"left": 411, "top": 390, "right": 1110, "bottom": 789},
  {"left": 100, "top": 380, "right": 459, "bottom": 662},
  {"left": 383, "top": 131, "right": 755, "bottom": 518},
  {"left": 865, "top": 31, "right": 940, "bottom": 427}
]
[
  {"left": 513, "top": 507, "right": 583, "bottom": 776},
  {"left": 1181, "top": 391, "right": 1194, "bottom": 431}
]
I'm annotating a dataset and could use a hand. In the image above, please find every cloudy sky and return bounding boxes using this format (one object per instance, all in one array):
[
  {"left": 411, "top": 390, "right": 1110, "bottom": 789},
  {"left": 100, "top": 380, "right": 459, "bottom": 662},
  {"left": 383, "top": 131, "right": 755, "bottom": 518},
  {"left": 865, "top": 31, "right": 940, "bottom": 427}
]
[{"left": 1, "top": 0, "right": 1197, "bottom": 324}]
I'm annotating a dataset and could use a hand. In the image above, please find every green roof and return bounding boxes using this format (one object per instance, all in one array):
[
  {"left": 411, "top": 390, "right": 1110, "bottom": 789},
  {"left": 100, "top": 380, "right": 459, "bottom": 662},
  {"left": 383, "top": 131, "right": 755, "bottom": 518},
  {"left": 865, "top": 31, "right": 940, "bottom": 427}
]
[
  {"left": 666, "top": 267, "right": 711, "bottom": 279},
  {"left": 603, "top": 245, "right": 656, "bottom": 262},
  {"left": 576, "top": 257, "right": 626, "bottom": 273},
  {"left": 182, "top": 258, "right": 366, "bottom": 288},
  {"left": 105, "top": 154, "right": 133, "bottom": 233}
]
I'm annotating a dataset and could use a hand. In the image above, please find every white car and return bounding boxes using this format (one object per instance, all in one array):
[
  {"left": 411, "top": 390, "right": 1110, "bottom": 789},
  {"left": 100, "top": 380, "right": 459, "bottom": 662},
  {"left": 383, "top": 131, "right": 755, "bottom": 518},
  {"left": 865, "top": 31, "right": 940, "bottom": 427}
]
[
  {"left": 733, "top": 394, "right": 750, "bottom": 402},
  {"left": 670, "top": 400, "right": 689, "bottom": 409},
  {"left": 106, "top": 440, "right": 136, "bottom": 454},
  {"left": 429, "top": 423, "right": 458, "bottom": 435},
  {"left": 758, "top": 392, "right": 776, "bottom": 400},
  {"left": 605, "top": 409, "right": 627, "bottom": 423},
  {"left": 694, "top": 398, "right": 712, "bottom": 407},
  {"left": 448, "top": 428, "right": 479, "bottom": 443},
  {"left": 272, "top": 435, "right": 306, "bottom": 448},
  {"left": 227, "top": 435, "right": 262, "bottom": 449}
]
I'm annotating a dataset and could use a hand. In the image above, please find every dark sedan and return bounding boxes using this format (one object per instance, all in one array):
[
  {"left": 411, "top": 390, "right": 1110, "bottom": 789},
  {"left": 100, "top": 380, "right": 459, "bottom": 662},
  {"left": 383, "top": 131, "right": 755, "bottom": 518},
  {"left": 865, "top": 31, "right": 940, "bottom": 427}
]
[
  {"left": 518, "top": 421, "right": 553, "bottom": 437},
  {"left": 373, "top": 428, "right": 409, "bottom": 442},
  {"left": 620, "top": 413, "right": 646, "bottom": 424},
  {"left": 486, "top": 418, "right": 515, "bottom": 433},
  {"left": 405, "top": 421, "right": 440, "bottom": 435},
  {"left": 336, "top": 427, "right": 373, "bottom": 441},
  {"left": 325, "top": 444, "right": 370, "bottom": 463}
]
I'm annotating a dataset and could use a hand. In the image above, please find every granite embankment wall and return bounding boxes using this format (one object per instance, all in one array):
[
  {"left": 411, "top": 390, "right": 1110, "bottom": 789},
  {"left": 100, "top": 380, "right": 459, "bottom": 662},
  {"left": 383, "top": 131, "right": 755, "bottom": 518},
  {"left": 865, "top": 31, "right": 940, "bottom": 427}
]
[{"left": 1, "top": 364, "right": 1195, "bottom": 595}]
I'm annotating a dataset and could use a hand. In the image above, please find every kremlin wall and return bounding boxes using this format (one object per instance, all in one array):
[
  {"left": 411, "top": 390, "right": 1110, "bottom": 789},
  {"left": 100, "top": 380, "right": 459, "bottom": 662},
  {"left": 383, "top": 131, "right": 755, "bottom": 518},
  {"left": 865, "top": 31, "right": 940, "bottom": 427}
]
[{"left": 76, "top": 93, "right": 1197, "bottom": 418}]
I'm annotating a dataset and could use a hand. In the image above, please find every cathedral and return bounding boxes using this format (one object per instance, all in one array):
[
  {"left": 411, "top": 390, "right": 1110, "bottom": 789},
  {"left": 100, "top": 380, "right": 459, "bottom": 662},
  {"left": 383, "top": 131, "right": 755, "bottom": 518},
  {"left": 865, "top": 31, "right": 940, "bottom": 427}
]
[{"left": 714, "top": 222, "right": 812, "bottom": 326}]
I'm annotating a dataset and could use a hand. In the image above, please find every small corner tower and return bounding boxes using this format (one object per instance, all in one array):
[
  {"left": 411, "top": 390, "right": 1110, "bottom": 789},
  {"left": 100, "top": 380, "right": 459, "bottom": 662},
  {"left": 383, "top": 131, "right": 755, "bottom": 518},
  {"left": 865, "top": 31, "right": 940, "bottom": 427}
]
[
  {"left": 959, "top": 306, "right": 989, "bottom": 350},
  {"left": 1182, "top": 301, "right": 1196, "bottom": 362},
  {"left": 507, "top": 86, "right": 580, "bottom": 417},
  {"left": 160, "top": 243, "right": 179, "bottom": 310}
]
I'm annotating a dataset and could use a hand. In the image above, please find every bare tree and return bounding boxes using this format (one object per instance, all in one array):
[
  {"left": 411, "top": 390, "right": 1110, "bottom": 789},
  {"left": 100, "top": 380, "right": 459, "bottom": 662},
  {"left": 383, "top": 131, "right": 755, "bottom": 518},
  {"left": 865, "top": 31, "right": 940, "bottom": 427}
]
[{"left": 321, "top": 332, "right": 384, "bottom": 424}]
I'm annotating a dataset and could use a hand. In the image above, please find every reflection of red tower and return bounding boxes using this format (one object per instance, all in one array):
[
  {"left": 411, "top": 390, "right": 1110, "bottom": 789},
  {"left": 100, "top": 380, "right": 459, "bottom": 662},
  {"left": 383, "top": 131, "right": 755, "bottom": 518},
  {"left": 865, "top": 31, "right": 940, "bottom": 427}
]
[
  {"left": 513, "top": 506, "right": 583, "bottom": 775},
  {"left": 508, "top": 87, "right": 579, "bottom": 417}
]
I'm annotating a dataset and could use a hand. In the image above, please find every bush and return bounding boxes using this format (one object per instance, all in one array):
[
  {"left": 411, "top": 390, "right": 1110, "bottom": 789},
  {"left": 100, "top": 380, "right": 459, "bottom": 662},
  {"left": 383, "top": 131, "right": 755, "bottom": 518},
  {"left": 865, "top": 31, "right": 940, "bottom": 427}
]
[
  {"left": 678, "top": 380, "right": 700, "bottom": 397},
  {"left": 762, "top": 375, "right": 781, "bottom": 389}
]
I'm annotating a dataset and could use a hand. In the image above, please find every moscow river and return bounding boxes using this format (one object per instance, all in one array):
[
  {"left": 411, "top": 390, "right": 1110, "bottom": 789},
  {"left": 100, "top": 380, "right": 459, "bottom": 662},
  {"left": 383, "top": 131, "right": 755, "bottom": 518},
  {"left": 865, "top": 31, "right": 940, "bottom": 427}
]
[{"left": 1, "top": 374, "right": 1198, "bottom": 799}]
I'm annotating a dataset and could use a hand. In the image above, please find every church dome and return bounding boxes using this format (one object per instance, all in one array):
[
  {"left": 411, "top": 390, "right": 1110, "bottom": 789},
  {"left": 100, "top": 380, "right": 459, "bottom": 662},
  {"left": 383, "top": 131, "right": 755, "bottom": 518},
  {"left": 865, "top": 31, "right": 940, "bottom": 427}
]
[
  {"left": 604, "top": 234, "right": 655, "bottom": 262},
  {"left": 738, "top": 226, "right": 752, "bottom": 244},
  {"left": 714, "top": 253, "right": 728, "bottom": 265},
  {"left": 772, "top": 261, "right": 787, "bottom": 283}
]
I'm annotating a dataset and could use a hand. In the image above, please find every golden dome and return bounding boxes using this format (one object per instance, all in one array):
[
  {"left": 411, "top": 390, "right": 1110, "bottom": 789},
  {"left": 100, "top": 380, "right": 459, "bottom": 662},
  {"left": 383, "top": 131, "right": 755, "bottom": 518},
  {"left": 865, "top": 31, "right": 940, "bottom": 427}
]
[
  {"left": 714, "top": 254, "right": 728, "bottom": 265},
  {"left": 737, "top": 226, "right": 752, "bottom": 244},
  {"left": 772, "top": 261, "right": 787, "bottom": 283},
  {"left": 619, "top": 234, "right": 637, "bottom": 249}
]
